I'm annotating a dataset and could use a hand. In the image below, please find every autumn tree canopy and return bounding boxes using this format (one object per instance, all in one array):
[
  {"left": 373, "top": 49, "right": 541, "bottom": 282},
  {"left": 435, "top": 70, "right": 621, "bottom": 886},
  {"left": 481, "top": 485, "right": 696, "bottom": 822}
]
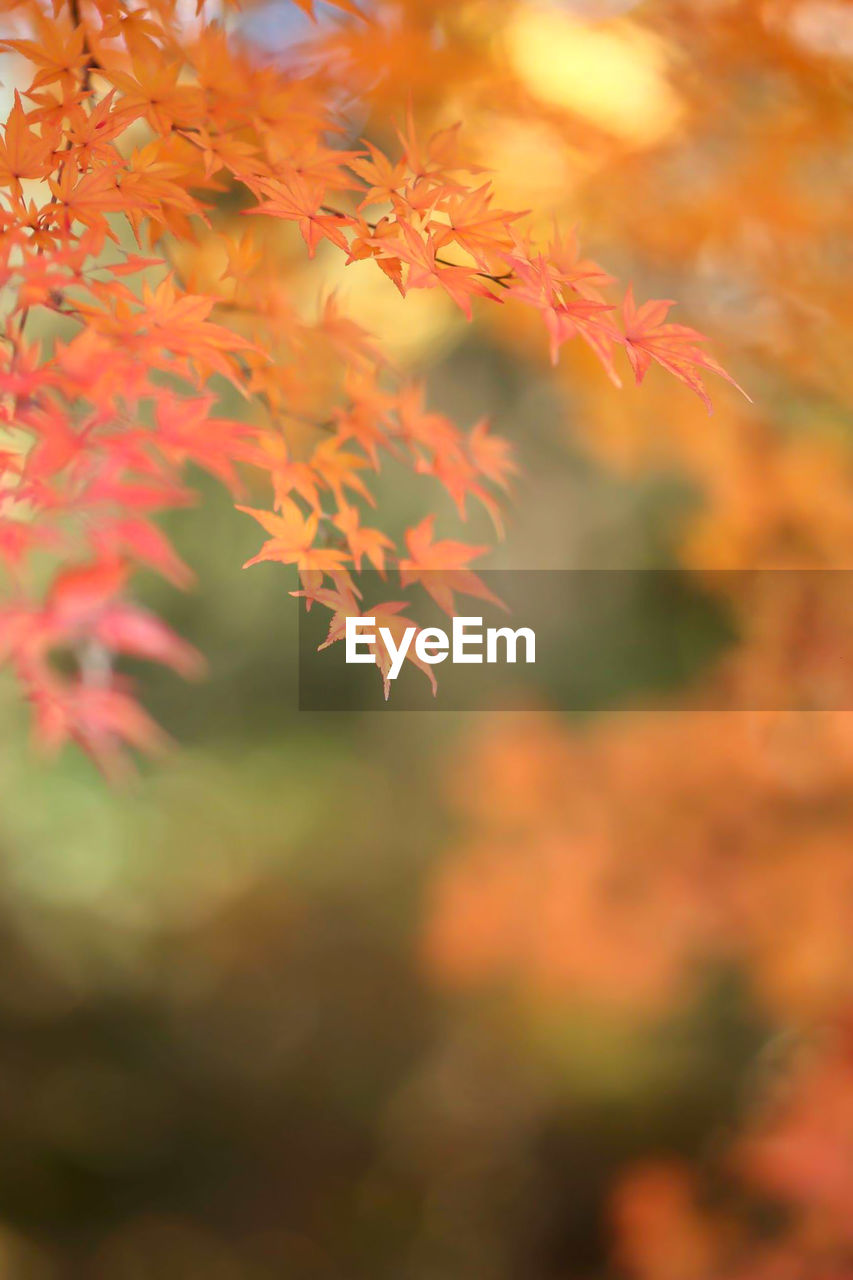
[{"left": 0, "top": 0, "right": 741, "bottom": 774}]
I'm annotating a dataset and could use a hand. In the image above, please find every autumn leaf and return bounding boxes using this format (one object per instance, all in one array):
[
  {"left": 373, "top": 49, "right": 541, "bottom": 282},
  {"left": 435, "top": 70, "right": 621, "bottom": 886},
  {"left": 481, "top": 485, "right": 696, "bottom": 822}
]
[
  {"left": 238, "top": 500, "right": 348, "bottom": 573},
  {"left": 399, "top": 515, "right": 506, "bottom": 616},
  {"left": 332, "top": 504, "right": 394, "bottom": 572},
  {"left": 318, "top": 596, "right": 438, "bottom": 699},
  {"left": 622, "top": 286, "right": 750, "bottom": 413},
  {"left": 0, "top": 92, "right": 57, "bottom": 195}
]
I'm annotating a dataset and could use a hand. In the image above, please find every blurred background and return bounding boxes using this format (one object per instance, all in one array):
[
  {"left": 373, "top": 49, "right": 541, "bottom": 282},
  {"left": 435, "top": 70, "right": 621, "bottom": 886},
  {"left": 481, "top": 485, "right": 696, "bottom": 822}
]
[{"left": 2, "top": 0, "right": 853, "bottom": 1274}]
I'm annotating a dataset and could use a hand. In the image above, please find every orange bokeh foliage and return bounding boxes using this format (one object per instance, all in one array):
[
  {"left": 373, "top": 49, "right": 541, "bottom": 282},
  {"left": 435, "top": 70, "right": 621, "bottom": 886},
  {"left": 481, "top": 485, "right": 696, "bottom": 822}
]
[
  {"left": 419, "top": 1, "right": 853, "bottom": 1273},
  {"left": 426, "top": 707, "right": 853, "bottom": 1020},
  {"left": 612, "top": 1023, "right": 853, "bottom": 1279}
]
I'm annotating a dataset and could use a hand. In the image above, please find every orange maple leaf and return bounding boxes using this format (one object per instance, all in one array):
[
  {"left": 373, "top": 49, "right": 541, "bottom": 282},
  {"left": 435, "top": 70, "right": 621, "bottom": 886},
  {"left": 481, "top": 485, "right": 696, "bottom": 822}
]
[
  {"left": 238, "top": 500, "right": 348, "bottom": 573},
  {"left": 319, "top": 597, "right": 438, "bottom": 699},
  {"left": 399, "top": 515, "right": 506, "bottom": 616},
  {"left": 622, "top": 286, "right": 749, "bottom": 412}
]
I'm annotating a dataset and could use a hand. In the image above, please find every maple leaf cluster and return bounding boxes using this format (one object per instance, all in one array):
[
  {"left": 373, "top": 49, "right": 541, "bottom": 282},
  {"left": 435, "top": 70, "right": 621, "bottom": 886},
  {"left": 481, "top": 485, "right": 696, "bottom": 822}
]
[{"left": 0, "top": 0, "right": 739, "bottom": 772}]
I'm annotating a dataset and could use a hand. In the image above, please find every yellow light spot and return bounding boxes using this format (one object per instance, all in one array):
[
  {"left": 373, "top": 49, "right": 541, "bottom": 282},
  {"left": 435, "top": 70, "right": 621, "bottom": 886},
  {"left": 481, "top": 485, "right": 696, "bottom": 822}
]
[
  {"left": 295, "top": 253, "right": 466, "bottom": 368},
  {"left": 477, "top": 116, "right": 591, "bottom": 212},
  {"left": 505, "top": 6, "right": 682, "bottom": 146}
]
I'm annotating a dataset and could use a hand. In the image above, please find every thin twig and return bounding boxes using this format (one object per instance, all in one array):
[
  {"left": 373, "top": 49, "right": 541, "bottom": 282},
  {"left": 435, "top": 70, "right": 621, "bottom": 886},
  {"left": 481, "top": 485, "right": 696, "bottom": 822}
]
[{"left": 320, "top": 204, "right": 513, "bottom": 289}]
